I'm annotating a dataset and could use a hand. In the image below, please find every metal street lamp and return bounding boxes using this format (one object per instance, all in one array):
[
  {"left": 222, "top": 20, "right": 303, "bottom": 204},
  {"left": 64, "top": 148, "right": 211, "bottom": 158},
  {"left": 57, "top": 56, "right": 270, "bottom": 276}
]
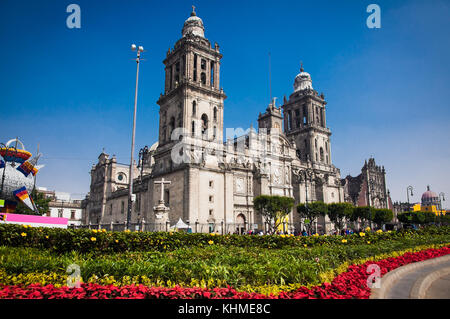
[
  {"left": 406, "top": 186, "right": 413, "bottom": 211},
  {"left": 439, "top": 192, "right": 445, "bottom": 213},
  {"left": 126, "top": 44, "right": 144, "bottom": 231}
]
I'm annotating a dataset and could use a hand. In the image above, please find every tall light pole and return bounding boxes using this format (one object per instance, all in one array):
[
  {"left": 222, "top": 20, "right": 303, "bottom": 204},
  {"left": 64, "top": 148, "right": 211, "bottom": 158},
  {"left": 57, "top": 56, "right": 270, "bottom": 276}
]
[
  {"left": 126, "top": 44, "right": 144, "bottom": 231},
  {"left": 439, "top": 192, "right": 445, "bottom": 213},
  {"left": 406, "top": 186, "right": 413, "bottom": 211}
]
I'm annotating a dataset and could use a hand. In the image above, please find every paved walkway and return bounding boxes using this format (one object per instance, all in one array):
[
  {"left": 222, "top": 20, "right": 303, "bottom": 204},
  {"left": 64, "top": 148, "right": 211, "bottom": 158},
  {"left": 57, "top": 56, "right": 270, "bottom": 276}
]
[
  {"left": 371, "top": 254, "right": 450, "bottom": 299},
  {"left": 425, "top": 271, "right": 450, "bottom": 299}
]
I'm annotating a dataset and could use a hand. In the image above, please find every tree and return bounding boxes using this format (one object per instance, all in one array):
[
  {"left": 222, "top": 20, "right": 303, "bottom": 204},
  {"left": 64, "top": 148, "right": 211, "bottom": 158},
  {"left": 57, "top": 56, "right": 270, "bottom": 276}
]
[
  {"left": 297, "top": 201, "right": 327, "bottom": 234},
  {"left": 327, "top": 202, "right": 354, "bottom": 233},
  {"left": 372, "top": 208, "right": 394, "bottom": 229},
  {"left": 14, "top": 189, "right": 51, "bottom": 216},
  {"left": 254, "top": 195, "right": 295, "bottom": 234},
  {"left": 353, "top": 206, "right": 374, "bottom": 229}
]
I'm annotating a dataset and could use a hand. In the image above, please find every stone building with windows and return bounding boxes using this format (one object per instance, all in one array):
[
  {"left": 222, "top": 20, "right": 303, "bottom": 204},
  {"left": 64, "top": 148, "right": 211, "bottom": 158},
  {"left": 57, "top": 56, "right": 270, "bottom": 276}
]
[
  {"left": 83, "top": 8, "right": 353, "bottom": 234},
  {"left": 37, "top": 187, "right": 83, "bottom": 226},
  {"left": 341, "top": 158, "right": 393, "bottom": 209}
]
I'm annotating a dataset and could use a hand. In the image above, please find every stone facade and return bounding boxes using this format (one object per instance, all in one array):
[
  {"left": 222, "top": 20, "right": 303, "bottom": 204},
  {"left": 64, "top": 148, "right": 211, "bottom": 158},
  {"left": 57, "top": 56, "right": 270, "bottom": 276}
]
[
  {"left": 341, "top": 158, "right": 393, "bottom": 209},
  {"left": 83, "top": 9, "right": 347, "bottom": 233}
]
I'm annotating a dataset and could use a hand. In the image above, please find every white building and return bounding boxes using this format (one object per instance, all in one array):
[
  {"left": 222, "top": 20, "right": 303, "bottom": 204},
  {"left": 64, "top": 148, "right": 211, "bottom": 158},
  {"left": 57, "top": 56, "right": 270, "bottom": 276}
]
[{"left": 37, "top": 187, "right": 83, "bottom": 226}]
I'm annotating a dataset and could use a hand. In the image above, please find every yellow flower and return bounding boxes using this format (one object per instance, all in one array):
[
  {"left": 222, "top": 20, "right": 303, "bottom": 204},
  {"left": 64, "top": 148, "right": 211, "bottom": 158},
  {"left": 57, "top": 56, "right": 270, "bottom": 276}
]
[
  {"left": 45, "top": 235, "right": 49, "bottom": 239},
  {"left": 303, "top": 244, "right": 307, "bottom": 247},
  {"left": 365, "top": 227, "right": 371, "bottom": 232},
  {"left": 313, "top": 233, "right": 319, "bottom": 237},
  {"left": 92, "top": 229, "right": 97, "bottom": 233},
  {"left": 210, "top": 233, "right": 215, "bottom": 236},
  {"left": 21, "top": 232, "right": 27, "bottom": 237},
  {"left": 376, "top": 229, "right": 383, "bottom": 234},
  {"left": 367, "top": 241, "right": 371, "bottom": 244},
  {"left": 124, "top": 229, "right": 130, "bottom": 233},
  {"left": 90, "top": 237, "right": 97, "bottom": 241},
  {"left": 341, "top": 239, "right": 347, "bottom": 243},
  {"left": 208, "top": 240, "right": 214, "bottom": 245},
  {"left": 280, "top": 234, "right": 286, "bottom": 238},
  {"left": 359, "top": 232, "right": 365, "bottom": 237},
  {"left": 115, "top": 240, "right": 119, "bottom": 243}
]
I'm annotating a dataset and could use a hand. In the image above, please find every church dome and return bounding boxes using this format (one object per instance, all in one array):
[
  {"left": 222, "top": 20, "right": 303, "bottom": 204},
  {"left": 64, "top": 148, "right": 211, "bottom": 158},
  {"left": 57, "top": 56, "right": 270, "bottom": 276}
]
[
  {"left": 294, "top": 64, "right": 313, "bottom": 92},
  {"left": 182, "top": 7, "right": 205, "bottom": 38},
  {"left": 421, "top": 185, "right": 439, "bottom": 205}
]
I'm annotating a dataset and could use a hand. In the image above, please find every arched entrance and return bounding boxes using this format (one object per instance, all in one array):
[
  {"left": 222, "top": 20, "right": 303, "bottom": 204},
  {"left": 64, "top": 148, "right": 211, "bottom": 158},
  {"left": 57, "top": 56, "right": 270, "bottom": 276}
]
[{"left": 236, "top": 213, "right": 246, "bottom": 235}]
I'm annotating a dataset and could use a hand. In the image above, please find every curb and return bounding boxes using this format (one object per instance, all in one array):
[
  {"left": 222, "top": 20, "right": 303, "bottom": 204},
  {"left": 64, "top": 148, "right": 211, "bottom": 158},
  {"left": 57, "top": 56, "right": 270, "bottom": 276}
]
[
  {"left": 370, "top": 254, "right": 450, "bottom": 299},
  {"left": 409, "top": 265, "right": 450, "bottom": 299}
]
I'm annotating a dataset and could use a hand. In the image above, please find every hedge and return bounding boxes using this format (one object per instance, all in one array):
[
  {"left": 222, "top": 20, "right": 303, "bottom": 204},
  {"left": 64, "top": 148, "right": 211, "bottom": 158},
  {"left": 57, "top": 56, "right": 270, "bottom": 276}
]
[{"left": 0, "top": 223, "right": 449, "bottom": 254}]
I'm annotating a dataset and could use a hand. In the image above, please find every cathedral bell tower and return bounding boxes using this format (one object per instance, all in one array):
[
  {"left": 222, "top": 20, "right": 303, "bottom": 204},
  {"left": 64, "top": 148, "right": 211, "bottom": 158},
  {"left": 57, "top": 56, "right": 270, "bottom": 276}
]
[
  {"left": 281, "top": 64, "right": 332, "bottom": 166},
  {"left": 156, "top": 6, "right": 226, "bottom": 153}
]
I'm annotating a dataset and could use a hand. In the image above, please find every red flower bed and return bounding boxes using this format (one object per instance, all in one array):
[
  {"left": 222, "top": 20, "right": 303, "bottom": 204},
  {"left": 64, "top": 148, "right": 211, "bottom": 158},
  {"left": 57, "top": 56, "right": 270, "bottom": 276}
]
[{"left": 1, "top": 246, "right": 449, "bottom": 299}]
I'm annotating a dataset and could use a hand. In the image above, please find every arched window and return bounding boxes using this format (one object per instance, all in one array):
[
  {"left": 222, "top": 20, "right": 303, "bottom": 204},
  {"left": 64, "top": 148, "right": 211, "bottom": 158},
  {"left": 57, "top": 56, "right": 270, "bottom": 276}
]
[
  {"left": 213, "top": 107, "right": 218, "bottom": 122},
  {"left": 320, "top": 147, "right": 324, "bottom": 162},
  {"left": 213, "top": 126, "right": 217, "bottom": 139},
  {"left": 192, "top": 101, "right": 196, "bottom": 116},
  {"left": 191, "top": 121, "right": 195, "bottom": 137}
]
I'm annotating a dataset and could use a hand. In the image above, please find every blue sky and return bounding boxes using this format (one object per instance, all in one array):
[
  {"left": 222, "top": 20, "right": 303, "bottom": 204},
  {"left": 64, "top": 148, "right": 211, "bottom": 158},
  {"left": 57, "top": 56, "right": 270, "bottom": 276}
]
[{"left": 0, "top": 0, "right": 449, "bottom": 206}]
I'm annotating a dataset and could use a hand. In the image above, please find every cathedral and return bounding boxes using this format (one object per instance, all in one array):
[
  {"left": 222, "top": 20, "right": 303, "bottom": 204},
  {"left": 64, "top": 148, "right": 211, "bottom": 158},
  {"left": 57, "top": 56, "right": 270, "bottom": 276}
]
[{"left": 83, "top": 9, "right": 390, "bottom": 234}]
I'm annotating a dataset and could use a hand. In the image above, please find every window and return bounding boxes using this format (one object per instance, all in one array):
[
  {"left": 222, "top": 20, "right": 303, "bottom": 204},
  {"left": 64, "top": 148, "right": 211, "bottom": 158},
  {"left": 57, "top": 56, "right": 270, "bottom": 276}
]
[
  {"left": 164, "top": 190, "right": 170, "bottom": 205},
  {"left": 192, "top": 101, "right": 196, "bottom": 115},
  {"left": 169, "top": 116, "right": 175, "bottom": 138},
  {"left": 110, "top": 204, "right": 112, "bottom": 215},
  {"left": 213, "top": 107, "right": 217, "bottom": 121},
  {"left": 295, "top": 109, "right": 300, "bottom": 127},
  {"left": 209, "top": 209, "right": 213, "bottom": 216},
  {"left": 71, "top": 210, "right": 76, "bottom": 220},
  {"left": 46, "top": 211, "right": 51, "bottom": 217},
  {"left": 303, "top": 105, "right": 308, "bottom": 125},
  {"left": 191, "top": 121, "right": 195, "bottom": 137},
  {"left": 209, "top": 196, "right": 213, "bottom": 202},
  {"left": 210, "top": 61, "right": 215, "bottom": 86},
  {"left": 209, "top": 180, "right": 214, "bottom": 188},
  {"left": 58, "top": 209, "right": 63, "bottom": 218},
  {"left": 213, "top": 126, "right": 217, "bottom": 139},
  {"left": 193, "top": 54, "right": 198, "bottom": 82},
  {"left": 201, "top": 72, "right": 206, "bottom": 85},
  {"left": 201, "top": 114, "right": 208, "bottom": 138},
  {"left": 169, "top": 65, "right": 173, "bottom": 90},
  {"left": 320, "top": 147, "right": 324, "bottom": 162},
  {"left": 201, "top": 59, "right": 206, "bottom": 70},
  {"left": 287, "top": 110, "right": 292, "bottom": 131},
  {"left": 121, "top": 201, "right": 124, "bottom": 214}
]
